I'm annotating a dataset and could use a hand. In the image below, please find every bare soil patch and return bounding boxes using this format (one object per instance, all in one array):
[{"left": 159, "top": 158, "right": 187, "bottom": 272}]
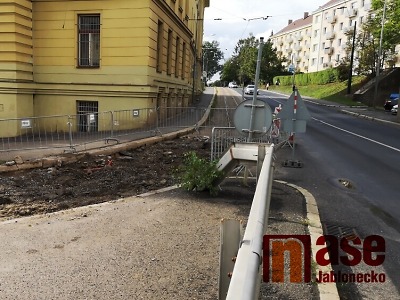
[{"left": 0, "top": 135, "right": 210, "bottom": 220}]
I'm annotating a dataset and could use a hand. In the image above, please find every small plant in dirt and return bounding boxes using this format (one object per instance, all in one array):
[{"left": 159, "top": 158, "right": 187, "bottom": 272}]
[{"left": 175, "top": 151, "right": 224, "bottom": 196}]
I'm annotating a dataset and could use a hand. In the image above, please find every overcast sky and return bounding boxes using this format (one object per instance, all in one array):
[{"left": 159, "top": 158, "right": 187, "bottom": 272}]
[{"left": 203, "top": 0, "right": 326, "bottom": 60}]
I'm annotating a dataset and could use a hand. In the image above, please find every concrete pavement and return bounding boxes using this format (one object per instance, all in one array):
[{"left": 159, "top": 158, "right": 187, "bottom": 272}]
[
  {"left": 6, "top": 87, "right": 399, "bottom": 299},
  {"left": 0, "top": 177, "right": 337, "bottom": 300}
]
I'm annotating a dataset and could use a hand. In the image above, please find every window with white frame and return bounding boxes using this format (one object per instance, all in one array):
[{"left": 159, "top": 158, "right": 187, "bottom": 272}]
[{"left": 78, "top": 14, "right": 100, "bottom": 67}]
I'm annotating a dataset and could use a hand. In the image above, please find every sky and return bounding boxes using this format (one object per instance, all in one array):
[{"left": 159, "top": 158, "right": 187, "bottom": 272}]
[{"left": 203, "top": 0, "right": 326, "bottom": 60}]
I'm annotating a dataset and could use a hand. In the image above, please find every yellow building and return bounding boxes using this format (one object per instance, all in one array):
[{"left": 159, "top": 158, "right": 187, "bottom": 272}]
[{"left": 0, "top": 0, "right": 209, "bottom": 136}]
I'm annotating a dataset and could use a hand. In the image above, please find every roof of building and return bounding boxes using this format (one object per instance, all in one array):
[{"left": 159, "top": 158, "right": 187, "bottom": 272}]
[
  {"left": 274, "top": 14, "right": 312, "bottom": 36},
  {"left": 272, "top": 0, "right": 344, "bottom": 37},
  {"left": 316, "top": 0, "right": 343, "bottom": 11}
]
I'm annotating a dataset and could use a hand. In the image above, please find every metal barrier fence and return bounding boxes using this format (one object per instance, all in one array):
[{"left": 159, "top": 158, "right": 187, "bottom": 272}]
[
  {"left": 0, "top": 109, "right": 158, "bottom": 159},
  {"left": 211, "top": 127, "right": 272, "bottom": 161},
  {"left": 0, "top": 106, "right": 232, "bottom": 159},
  {"left": 0, "top": 106, "right": 287, "bottom": 161},
  {"left": 210, "top": 119, "right": 289, "bottom": 161}
]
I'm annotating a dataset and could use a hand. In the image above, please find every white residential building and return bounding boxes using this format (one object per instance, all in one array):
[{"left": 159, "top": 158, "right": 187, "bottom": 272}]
[{"left": 271, "top": 0, "right": 375, "bottom": 73}]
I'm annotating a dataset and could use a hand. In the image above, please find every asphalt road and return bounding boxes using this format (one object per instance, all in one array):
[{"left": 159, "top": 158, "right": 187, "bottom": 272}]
[{"left": 236, "top": 87, "right": 400, "bottom": 299}]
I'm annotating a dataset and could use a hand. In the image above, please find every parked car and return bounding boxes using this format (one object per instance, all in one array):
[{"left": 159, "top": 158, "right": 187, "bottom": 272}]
[
  {"left": 244, "top": 84, "right": 259, "bottom": 95},
  {"left": 383, "top": 94, "right": 399, "bottom": 111},
  {"left": 228, "top": 82, "right": 238, "bottom": 88},
  {"left": 391, "top": 104, "right": 398, "bottom": 115}
]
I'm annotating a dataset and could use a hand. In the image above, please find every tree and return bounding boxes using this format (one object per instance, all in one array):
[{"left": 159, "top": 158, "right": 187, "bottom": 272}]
[
  {"left": 260, "top": 39, "right": 286, "bottom": 84},
  {"left": 234, "top": 34, "right": 259, "bottom": 84},
  {"left": 356, "top": 0, "right": 400, "bottom": 75},
  {"left": 354, "top": 28, "right": 377, "bottom": 75},
  {"left": 220, "top": 57, "right": 240, "bottom": 83},
  {"left": 202, "top": 41, "right": 224, "bottom": 81},
  {"left": 222, "top": 34, "right": 285, "bottom": 86}
]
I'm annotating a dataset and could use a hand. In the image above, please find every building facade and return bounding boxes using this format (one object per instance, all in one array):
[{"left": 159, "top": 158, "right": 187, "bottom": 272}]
[
  {"left": 0, "top": 0, "right": 209, "bottom": 136},
  {"left": 271, "top": 0, "right": 374, "bottom": 74}
]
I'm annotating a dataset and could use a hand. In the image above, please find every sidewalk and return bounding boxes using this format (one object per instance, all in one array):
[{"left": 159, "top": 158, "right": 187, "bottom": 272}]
[
  {"left": 299, "top": 93, "right": 400, "bottom": 126},
  {"left": 339, "top": 106, "right": 399, "bottom": 125},
  {"left": 194, "top": 86, "right": 215, "bottom": 109},
  {"left": 265, "top": 88, "right": 400, "bottom": 126},
  {"left": 0, "top": 177, "right": 331, "bottom": 300}
]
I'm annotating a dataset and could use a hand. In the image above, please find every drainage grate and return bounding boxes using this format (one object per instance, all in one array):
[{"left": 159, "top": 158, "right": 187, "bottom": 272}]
[{"left": 323, "top": 223, "right": 360, "bottom": 241}]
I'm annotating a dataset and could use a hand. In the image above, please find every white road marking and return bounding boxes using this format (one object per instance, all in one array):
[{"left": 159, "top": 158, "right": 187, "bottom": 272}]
[{"left": 313, "top": 117, "right": 400, "bottom": 153}]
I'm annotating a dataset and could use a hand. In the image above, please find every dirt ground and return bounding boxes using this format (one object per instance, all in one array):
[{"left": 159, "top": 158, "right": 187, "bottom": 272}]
[{"left": 0, "top": 135, "right": 211, "bottom": 221}]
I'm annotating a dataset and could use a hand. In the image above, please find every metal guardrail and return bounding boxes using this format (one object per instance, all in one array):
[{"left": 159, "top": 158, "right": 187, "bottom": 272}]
[{"left": 225, "top": 144, "right": 275, "bottom": 300}]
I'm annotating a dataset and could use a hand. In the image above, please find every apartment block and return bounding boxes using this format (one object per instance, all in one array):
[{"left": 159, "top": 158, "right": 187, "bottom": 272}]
[{"left": 271, "top": 0, "right": 374, "bottom": 74}]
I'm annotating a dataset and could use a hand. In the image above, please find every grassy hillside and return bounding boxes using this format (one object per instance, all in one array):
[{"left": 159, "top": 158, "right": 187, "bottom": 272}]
[{"left": 268, "top": 75, "right": 368, "bottom": 106}]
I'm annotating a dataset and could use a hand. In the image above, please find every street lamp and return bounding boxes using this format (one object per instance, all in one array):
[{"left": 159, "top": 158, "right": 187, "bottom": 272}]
[
  {"left": 373, "top": 0, "right": 388, "bottom": 107},
  {"left": 189, "top": 18, "right": 222, "bottom": 102},
  {"left": 337, "top": 5, "right": 356, "bottom": 95},
  {"left": 347, "top": 21, "right": 356, "bottom": 95}
]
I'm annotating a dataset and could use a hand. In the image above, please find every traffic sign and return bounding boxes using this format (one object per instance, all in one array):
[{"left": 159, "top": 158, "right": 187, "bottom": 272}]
[
  {"left": 276, "top": 90, "right": 311, "bottom": 133},
  {"left": 233, "top": 99, "right": 273, "bottom": 138}
]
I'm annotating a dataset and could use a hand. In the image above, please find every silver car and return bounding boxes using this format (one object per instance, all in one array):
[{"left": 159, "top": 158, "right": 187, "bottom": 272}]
[
  {"left": 391, "top": 104, "right": 398, "bottom": 115},
  {"left": 244, "top": 85, "right": 259, "bottom": 95}
]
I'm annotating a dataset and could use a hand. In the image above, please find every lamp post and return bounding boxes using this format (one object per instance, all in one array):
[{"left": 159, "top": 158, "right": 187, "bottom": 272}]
[
  {"left": 373, "top": 0, "right": 387, "bottom": 107},
  {"left": 191, "top": 12, "right": 199, "bottom": 103},
  {"left": 190, "top": 17, "right": 221, "bottom": 102},
  {"left": 347, "top": 21, "right": 356, "bottom": 95},
  {"left": 336, "top": 5, "right": 356, "bottom": 95}
]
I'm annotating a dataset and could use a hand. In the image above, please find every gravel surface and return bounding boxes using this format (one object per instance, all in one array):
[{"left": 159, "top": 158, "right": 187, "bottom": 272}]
[
  {"left": 0, "top": 178, "right": 318, "bottom": 300},
  {"left": 0, "top": 134, "right": 319, "bottom": 299}
]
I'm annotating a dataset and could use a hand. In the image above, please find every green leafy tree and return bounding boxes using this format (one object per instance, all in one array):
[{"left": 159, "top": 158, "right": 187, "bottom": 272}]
[
  {"left": 222, "top": 34, "right": 285, "bottom": 86},
  {"left": 202, "top": 41, "right": 224, "bottom": 80},
  {"left": 356, "top": 0, "right": 400, "bottom": 74},
  {"left": 260, "top": 39, "right": 286, "bottom": 84},
  {"left": 235, "top": 34, "right": 259, "bottom": 84},
  {"left": 355, "top": 29, "right": 377, "bottom": 75},
  {"left": 220, "top": 57, "right": 240, "bottom": 83}
]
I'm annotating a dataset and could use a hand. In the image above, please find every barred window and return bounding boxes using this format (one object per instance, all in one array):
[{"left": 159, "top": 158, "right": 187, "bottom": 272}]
[{"left": 78, "top": 15, "right": 100, "bottom": 67}]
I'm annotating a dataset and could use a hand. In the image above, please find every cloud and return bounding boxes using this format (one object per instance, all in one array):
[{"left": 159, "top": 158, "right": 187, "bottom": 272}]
[{"left": 203, "top": 0, "right": 322, "bottom": 59}]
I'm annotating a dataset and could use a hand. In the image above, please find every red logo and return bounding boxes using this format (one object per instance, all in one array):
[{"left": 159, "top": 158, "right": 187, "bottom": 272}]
[
  {"left": 263, "top": 235, "right": 311, "bottom": 283},
  {"left": 263, "top": 235, "right": 385, "bottom": 283}
]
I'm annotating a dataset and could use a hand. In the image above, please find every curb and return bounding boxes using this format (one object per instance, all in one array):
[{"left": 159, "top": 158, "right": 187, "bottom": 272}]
[
  {"left": 275, "top": 180, "right": 341, "bottom": 300},
  {"left": 262, "top": 89, "right": 399, "bottom": 127},
  {"left": 340, "top": 109, "right": 400, "bottom": 127}
]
